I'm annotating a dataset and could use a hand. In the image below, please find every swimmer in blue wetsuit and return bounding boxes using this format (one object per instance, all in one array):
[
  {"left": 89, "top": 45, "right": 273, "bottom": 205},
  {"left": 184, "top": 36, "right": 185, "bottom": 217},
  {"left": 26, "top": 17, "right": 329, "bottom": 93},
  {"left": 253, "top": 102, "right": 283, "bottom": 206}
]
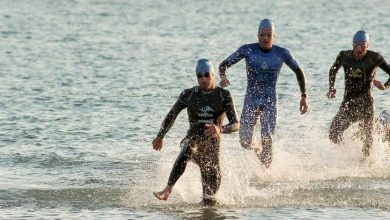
[{"left": 219, "top": 19, "right": 308, "bottom": 168}]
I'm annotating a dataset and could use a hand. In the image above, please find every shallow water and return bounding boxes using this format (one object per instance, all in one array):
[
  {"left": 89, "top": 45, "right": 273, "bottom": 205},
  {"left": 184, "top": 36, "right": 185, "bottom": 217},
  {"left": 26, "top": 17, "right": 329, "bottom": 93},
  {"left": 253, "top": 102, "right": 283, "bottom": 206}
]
[{"left": 0, "top": 0, "right": 389, "bottom": 219}]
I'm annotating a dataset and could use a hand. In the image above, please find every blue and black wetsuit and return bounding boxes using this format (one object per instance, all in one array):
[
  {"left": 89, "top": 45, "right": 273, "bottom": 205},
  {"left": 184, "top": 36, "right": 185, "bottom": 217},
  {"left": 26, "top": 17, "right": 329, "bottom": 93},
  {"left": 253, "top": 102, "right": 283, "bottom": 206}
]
[
  {"left": 157, "top": 86, "right": 239, "bottom": 204},
  {"left": 329, "top": 50, "right": 390, "bottom": 156},
  {"left": 220, "top": 43, "right": 306, "bottom": 148}
]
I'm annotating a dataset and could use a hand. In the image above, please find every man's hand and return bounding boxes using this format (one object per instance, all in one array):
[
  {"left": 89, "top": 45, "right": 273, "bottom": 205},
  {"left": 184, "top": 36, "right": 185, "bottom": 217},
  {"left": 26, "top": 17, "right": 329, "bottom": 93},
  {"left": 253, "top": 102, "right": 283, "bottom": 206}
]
[
  {"left": 204, "top": 124, "right": 222, "bottom": 137},
  {"left": 152, "top": 137, "right": 163, "bottom": 151},
  {"left": 384, "top": 81, "right": 390, "bottom": 89},
  {"left": 327, "top": 88, "right": 336, "bottom": 98},
  {"left": 219, "top": 74, "right": 230, "bottom": 88},
  {"left": 373, "top": 79, "right": 386, "bottom": 91},
  {"left": 300, "top": 98, "right": 308, "bottom": 114}
]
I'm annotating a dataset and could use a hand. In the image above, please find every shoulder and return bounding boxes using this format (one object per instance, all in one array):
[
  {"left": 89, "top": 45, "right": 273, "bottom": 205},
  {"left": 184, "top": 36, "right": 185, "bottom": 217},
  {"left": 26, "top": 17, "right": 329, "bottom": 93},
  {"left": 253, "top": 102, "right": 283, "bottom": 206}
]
[
  {"left": 180, "top": 86, "right": 198, "bottom": 99},
  {"left": 366, "top": 50, "right": 386, "bottom": 65},
  {"left": 367, "top": 50, "right": 384, "bottom": 59},
  {"left": 334, "top": 50, "right": 352, "bottom": 60},
  {"left": 339, "top": 50, "right": 352, "bottom": 56},
  {"left": 273, "top": 44, "right": 284, "bottom": 51},
  {"left": 273, "top": 45, "right": 292, "bottom": 56},
  {"left": 271, "top": 45, "right": 286, "bottom": 51},
  {"left": 215, "top": 86, "right": 233, "bottom": 98},
  {"left": 238, "top": 43, "right": 255, "bottom": 51}
]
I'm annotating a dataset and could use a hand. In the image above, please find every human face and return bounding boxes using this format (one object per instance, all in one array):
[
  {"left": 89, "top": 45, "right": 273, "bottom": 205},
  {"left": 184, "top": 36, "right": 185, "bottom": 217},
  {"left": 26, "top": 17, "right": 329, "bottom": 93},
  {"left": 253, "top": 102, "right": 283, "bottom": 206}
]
[
  {"left": 258, "top": 28, "right": 274, "bottom": 50},
  {"left": 353, "top": 42, "right": 368, "bottom": 59},
  {"left": 196, "top": 72, "right": 214, "bottom": 90}
]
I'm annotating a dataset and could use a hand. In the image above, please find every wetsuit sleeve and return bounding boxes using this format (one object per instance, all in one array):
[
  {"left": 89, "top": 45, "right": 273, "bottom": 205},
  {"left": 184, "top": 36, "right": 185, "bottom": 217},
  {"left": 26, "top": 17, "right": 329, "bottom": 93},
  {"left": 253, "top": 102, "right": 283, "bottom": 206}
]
[
  {"left": 283, "top": 48, "right": 300, "bottom": 71},
  {"left": 219, "top": 45, "right": 248, "bottom": 74},
  {"left": 221, "top": 90, "right": 239, "bottom": 133},
  {"left": 293, "top": 67, "right": 306, "bottom": 96},
  {"left": 156, "top": 90, "right": 189, "bottom": 138},
  {"left": 329, "top": 52, "right": 343, "bottom": 89},
  {"left": 283, "top": 49, "right": 306, "bottom": 96},
  {"left": 376, "top": 54, "right": 390, "bottom": 87}
]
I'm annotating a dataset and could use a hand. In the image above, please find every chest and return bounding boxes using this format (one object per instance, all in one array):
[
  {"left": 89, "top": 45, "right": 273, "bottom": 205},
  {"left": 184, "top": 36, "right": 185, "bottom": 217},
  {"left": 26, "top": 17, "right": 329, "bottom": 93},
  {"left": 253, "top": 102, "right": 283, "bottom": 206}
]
[
  {"left": 246, "top": 50, "right": 284, "bottom": 72},
  {"left": 186, "top": 92, "right": 224, "bottom": 118},
  {"left": 342, "top": 57, "right": 377, "bottom": 79}
]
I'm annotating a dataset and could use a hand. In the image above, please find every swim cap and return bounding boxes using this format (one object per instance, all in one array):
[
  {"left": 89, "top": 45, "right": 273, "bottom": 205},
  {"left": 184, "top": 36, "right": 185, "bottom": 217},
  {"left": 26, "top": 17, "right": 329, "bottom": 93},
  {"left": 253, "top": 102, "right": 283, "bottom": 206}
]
[
  {"left": 195, "top": 58, "right": 214, "bottom": 74},
  {"left": 258, "top": 19, "right": 275, "bottom": 32},
  {"left": 353, "top": 30, "right": 369, "bottom": 43}
]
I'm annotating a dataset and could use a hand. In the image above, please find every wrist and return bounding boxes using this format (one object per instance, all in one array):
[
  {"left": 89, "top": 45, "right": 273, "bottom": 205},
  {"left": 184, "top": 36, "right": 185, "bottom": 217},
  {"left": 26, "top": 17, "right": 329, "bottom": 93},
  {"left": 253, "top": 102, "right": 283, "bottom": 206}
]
[
  {"left": 219, "top": 125, "right": 224, "bottom": 133},
  {"left": 301, "top": 93, "right": 307, "bottom": 99}
]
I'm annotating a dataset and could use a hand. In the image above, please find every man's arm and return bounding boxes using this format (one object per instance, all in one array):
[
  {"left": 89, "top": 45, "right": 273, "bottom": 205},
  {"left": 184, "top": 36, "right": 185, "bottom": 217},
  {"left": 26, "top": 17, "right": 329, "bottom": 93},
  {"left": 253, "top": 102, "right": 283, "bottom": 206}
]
[
  {"left": 328, "top": 52, "right": 343, "bottom": 98},
  {"left": 282, "top": 48, "right": 308, "bottom": 113},
  {"left": 219, "top": 45, "right": 247, "bottom": 87},
  {"left": 373, "top": 79, "right": 386, "bottom": 91},
  {"left": 292, "top": 67, "right": 308, "bottom": 114},
  {"left": 219, "top": 60, "right": 232, "bottom": 88},
  {"left": 220, "top": 91, "right": 240, "bottom": 133},
  {"left": 205, "top": 90, "right": 240, "bottom": 137},
  {"left": 293, "top": 67, "right": 306, "bottom": 97},
  {"left": 378, "top": 56, "right": 390, "bottom": 89},
  {"left": 153, "top": 90, "right": 188, "bottom": 151},
  {"left": 156, "top": 93, "right": 188, "bottom": 139}
]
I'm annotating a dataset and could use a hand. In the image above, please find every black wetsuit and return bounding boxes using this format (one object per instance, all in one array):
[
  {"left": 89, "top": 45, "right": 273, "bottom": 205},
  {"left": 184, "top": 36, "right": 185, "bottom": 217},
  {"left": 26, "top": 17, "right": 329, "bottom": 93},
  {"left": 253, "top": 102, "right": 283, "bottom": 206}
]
[
  {"left": 157, "top": 86, "right": 239, "bottom": 204},
  {"left": 329, "top": 50, "right": 390, "bottom": 155}
]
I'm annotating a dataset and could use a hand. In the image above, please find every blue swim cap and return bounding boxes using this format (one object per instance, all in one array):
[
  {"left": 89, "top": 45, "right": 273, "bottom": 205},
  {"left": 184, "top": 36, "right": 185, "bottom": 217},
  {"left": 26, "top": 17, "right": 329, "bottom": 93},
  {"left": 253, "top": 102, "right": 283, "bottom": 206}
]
[
  {"left": 353, "top": 30, "right": 369, "bottom": 43},
  {"left": 258, "top": 19, "right": 275, "bottom": 32},
  {"left": 196, "top": 58, "right": 214, "bottom": 74}
]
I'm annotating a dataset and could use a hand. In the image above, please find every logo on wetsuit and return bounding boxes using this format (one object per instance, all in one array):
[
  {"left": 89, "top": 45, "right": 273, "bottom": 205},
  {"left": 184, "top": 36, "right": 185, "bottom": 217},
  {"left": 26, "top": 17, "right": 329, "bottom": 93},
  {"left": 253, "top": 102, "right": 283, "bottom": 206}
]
[
  {"left": 349, "top": 68, "right": 363, "bottom": 78},
  {"left": 261, "top": 62, "right": 269, "bottom": 71},
  {"left": 198, "top": 106, "right": 214, "bottom": 123}
]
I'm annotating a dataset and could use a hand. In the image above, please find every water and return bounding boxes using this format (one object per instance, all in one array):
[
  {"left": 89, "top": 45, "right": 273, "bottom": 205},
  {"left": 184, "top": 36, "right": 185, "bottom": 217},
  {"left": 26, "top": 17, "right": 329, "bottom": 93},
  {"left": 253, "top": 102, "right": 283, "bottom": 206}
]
[{"left": 0, "top": 0, "right": 389, "bottom": 219}]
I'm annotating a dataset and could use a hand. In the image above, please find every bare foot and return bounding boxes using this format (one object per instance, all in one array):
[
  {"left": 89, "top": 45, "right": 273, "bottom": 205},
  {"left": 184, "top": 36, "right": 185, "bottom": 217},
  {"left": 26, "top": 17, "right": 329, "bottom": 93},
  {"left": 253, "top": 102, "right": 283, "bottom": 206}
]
[{"left": 153, "top": 187, "right": 172, "bottom": 201}]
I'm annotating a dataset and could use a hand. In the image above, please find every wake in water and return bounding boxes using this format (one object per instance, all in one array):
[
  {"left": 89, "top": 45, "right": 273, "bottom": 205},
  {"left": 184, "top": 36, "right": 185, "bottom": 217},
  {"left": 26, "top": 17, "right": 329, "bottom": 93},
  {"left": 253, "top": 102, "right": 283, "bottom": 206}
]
[{"left": 128, "top": 120, "right": 390, "bottom": 210}]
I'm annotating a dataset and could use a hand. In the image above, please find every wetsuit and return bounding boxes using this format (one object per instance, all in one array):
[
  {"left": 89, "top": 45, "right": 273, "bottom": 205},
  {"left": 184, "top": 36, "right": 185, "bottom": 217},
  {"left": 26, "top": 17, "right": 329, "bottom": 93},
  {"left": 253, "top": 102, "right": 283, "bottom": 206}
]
[
  {"left": 329, "top": 50, "right": 390, "bottom": 156},
  {"left": 157, "top": 86, "right": 239, "bottom": 204},
  {"left": 220, "top": 43, "right": 306, "bottom": 148}
]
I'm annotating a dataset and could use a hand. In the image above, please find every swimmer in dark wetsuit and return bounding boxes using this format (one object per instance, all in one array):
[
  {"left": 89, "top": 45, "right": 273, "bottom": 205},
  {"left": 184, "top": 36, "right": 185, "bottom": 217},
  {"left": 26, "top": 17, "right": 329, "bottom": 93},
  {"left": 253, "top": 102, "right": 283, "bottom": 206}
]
[
  {"left": 218, "top": 19, "right": 308, "bottom": 168},
  {"left": 152, "top": 59, "right": 239, "bottom": 206},
  {"left": 327, "top": 30, "right": 390, "bottom": 158}
]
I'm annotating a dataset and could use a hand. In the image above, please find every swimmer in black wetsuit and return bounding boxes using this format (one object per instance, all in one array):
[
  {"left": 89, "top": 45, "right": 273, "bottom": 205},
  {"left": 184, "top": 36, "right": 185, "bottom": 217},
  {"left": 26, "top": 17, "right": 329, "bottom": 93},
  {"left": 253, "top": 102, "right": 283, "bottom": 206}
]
[
  {"left": 327, "top": 30, "right": 390, "bottom": 158},
  {"left": 152, "top": 59, "right": 239, "bottom": 206}
]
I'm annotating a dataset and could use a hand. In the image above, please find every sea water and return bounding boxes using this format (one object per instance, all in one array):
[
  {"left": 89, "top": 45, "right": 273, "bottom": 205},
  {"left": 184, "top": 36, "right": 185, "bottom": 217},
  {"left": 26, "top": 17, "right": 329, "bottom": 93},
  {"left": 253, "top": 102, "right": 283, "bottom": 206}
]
[{"left": 0, "top": 0, "right": 389, "bottom": 219}]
